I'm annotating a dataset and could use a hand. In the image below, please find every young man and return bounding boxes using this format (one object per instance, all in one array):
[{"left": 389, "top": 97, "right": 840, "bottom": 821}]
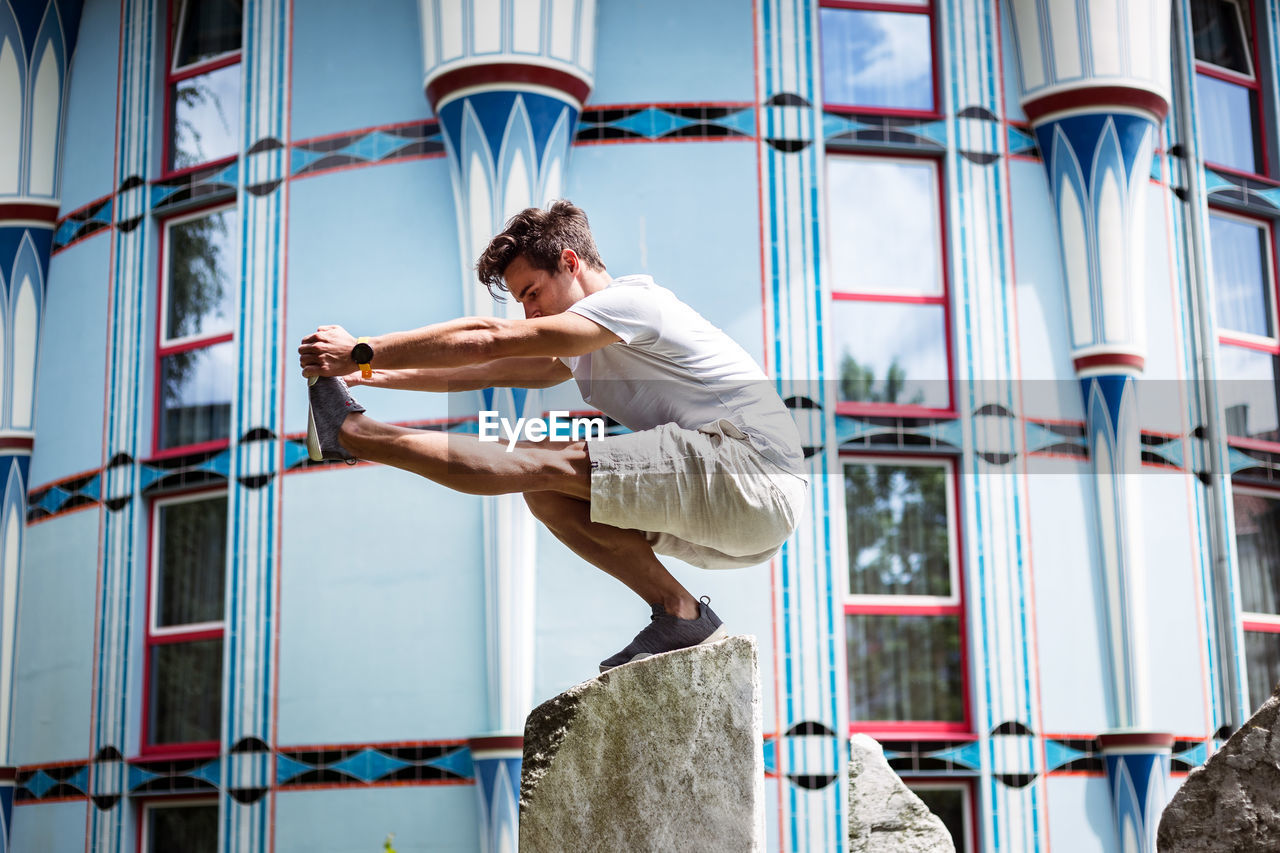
[{"left": 299, "top": 201, "right": 806, "bottom": 671}]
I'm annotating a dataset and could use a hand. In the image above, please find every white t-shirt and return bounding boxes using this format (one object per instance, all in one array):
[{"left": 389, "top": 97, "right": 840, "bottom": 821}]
[{"left": 561, "top": 275, "right": 805, "bottom": 477}]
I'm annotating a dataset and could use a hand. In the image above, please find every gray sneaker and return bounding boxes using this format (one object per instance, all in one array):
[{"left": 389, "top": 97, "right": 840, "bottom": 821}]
[
  {"left": 306, "top": 377, "right": 365, "bottom": 463},
  {"left": 599, "top": 596, "right": 728, "bottom": 673}
]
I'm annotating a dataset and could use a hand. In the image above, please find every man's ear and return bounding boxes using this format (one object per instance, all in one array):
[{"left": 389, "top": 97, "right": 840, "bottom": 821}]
[{"left": 561, "top": 248, "right": 580, "bottom": 275}]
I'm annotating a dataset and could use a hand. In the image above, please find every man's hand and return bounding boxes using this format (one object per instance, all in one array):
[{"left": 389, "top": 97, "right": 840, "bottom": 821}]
[{"left": 299, "top": 325, "right": 359, "bottom": 378}]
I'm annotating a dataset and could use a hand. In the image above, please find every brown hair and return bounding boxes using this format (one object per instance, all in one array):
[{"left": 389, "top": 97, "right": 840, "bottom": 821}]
[{"left": 475, "top": 200, "right": 606, "bottom": 298}]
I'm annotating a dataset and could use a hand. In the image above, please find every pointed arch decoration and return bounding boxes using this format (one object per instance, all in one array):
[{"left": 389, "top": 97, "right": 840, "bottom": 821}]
[
  {"left": 0, "top": 37, "right": 21, "bottom": 196},
  {"left": 0, "top": 459, "right": 23, "bottom": 769},
  {"left": 27, "top": 0, "right": 66, "bottom": 199}
]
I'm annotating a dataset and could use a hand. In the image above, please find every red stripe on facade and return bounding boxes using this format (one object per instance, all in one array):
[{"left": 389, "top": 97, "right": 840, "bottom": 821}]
[
  {"left": 425, "top": 63, "right": 592, "bottom": 108},
  {"left": 468, "top": 736, "right": 524, "bottom": 753},
  {"left": 0, "top": 203, "right": 59, "bottom": 224},
  {"left": 1023, "top": 86, "right": 1169, "bottom": 123},
  {"left": 1096, "top": 732, "right": 1176, "bottom": 750},
  {"left": 0, "top": 437, "right": 33, "bottom": 451},
  {"left": 1072, "top": 353, "right": 1146, "bottom": 373}
]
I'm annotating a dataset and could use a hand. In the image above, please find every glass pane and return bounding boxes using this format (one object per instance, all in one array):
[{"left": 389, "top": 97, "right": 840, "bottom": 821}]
[
  {"left": 831, "top": 300, "right": 950, "bottom": 409},
  {"left": 1234, "top": 491, "right": 1280, "bottom": 614},
  {"left": 912, "top": 788, "right": 968, "bottom": 852},
  {"left": 828, "top": 157, "right": 942, "bottom": 296},
  {"left": 821, "top": 8, "right": 934, "bottom": 111},
  {"left": 1244, "top": 630, "right": 1280, "bottom": 711},
  {"left": 150, "top": 639, "right": 222, "bottom": 744},
  {"left": 170, "top": 63, "right": 241, "bottom": 170},
  {"left": 845, "top": 462, "right": 951, "bottom": 597},
  {"left": 1196, "top": 73, "right": 1261, "bottom": 173},
  {"left": 847, "top": 613, "right": 964, "bottom": 722},
  {"left": 175, "top": 0, "right": 243, "bottom": 68},
  {"left": 166, "top": 209, "right": 237, "bottom": 342},
  {"left": 157, "top": 496, "right": 227, "bottom": 628},
  {"left": 1191, "top": 0, "right": 1252, "bottom": 74},
  {"left": 1209, "top": 214, "right": 1272, "bottom": 338},
  {"left": 160, "top": 341, "right": 235, "bottom": 450},
  {"left": 1218, "top": 344, "right": 1280, "bottom": 442},
  {"left": 148, "top": 804, "right": 218, "bottom": 853}
]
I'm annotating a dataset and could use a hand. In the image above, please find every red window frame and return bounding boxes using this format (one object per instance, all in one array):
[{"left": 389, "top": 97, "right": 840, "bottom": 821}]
[
  {"left": 842, "top": 454, "right": 973, "bottom": 737},
  {"left": 140, "top": 486, "right": 226, "bottom": 758},
  {"left": 1209, "top": 207, "right": 1280, "bottom": 454},
  {"left": 906, "top": 778, "right": 978, "bottom": 852},
  {"left": 152, "top": 199, "right": 237, "bottom": 460},
  {"left": 819, "top": 0, "right": 942, "bottom": 121},
  {"left": 1194, "top": 0, "right": 1270, "bottom": 179},
  {"left": 162, "top": 0, "right": 243, "bottom": 180},
  {"left": 826, "top": 150, "right": 957, "bottom": 418},
  {"left": 1232, "top": 483, "right": 1280, "bottom": 710},
  {"left": 137, "top": 795, "right": 220, "bottom": 853}
]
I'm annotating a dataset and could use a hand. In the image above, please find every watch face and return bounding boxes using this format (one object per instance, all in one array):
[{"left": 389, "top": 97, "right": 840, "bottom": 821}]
[{"left": 352, "top": 342, "right": 373, "bottom": 363}]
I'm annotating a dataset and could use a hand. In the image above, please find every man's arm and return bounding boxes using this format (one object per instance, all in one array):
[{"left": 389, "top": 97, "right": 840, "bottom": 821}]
[
  {"left": 345, "top": 356, "right": 573, "bottom": 392},
  {"left": 298, "top": 313, "right": 618, "bottom": 377}
]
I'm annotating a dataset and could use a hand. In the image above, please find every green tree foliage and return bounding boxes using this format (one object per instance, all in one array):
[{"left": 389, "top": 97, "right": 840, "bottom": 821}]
[{"left": 839, "top": 352, "right": 921, "bottom": 405}]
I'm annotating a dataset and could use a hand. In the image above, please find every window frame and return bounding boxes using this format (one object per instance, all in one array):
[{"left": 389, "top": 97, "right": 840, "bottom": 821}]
[
  {"left": 1194, "top": 0, "right": 1270, "bottom": 179},
  {"left": 140, "top": 487, "right": 226, "bottom": 758},
  {"left": 842, "top": 453, "right": 971, "bottom": 736},
  {"left": 152, "top": 199, "right": 237, "bottom": 459},
  {"left": 826, "top": 150, "right": 956, "bottom": 418},
  {"left": 907, "top": 779, "right": 978, "bottom": 853},
  {"left": 1235, "top": 483, "right": 1280, "bottom": 628},
  {"left": 138, "top": 797, "right": 220, "bottom": 853},
  {"left": 162, "top": 0, "right": 243, "bottom": 180},
  {"left": 1209, "top": 206, "right": 1280, "bottom": 451},
  {"left": 819, "top": 0, "right": 941, "bottom": 120}
]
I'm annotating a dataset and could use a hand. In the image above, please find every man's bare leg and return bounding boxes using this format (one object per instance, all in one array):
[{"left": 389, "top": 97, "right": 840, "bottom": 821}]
[
  {"left": 338, "top": 413, "right": 590, "bottom": 498},
  {"left": 523, "top": 490, "right": 700, "bottom": 620}
]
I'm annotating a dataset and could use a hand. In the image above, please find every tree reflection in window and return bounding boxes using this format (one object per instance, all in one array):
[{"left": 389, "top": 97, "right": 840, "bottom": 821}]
[{"left": 845, "top": 462, "right": 950, "bottom": 597}]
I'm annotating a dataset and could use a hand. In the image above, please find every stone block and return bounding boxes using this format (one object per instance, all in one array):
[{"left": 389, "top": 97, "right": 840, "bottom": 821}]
[
  {"left": 848, "top": 733, "right": 955, "bottom": 852},
  {"left": 1158, "top": 684, "right": 1280, "bottom": 852},
  {"left": 519, "top": 636, "right": 764, "bottom": 852}
]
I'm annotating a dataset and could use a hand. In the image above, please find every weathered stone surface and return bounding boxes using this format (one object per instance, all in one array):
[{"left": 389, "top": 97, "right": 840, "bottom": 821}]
[
  {"left": 519, "top": 636, "right": 764, "bottom": 853},
  {"left": 848, "top": 734, "right": 955, "bottom": 853},
  {"left": 1158, "top": 685, "right": 1280, "bottom": 852}
]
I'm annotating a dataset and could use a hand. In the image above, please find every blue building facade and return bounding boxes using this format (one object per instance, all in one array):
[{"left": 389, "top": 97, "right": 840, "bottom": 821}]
[{"left": 3, "top": 1, "right": 1280, "bottom": 851}]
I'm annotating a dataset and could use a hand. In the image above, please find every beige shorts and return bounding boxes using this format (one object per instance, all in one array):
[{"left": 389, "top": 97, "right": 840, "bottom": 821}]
[{"left": 587, "top": 421, "right": 808, "bottom": 570}]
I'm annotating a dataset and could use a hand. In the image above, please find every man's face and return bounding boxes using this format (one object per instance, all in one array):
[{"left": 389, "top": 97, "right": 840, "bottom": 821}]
[{"left": 504, "top": 251, "right": 580, "bottom": 319}]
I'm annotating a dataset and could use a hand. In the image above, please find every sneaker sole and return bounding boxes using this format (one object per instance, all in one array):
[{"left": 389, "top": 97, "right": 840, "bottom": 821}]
[
  {"left": 599, "top": 624, "right": 730, "bottom": 673},
  {"left": 305, "top": 377, "right": 323, "bottom": 461}
]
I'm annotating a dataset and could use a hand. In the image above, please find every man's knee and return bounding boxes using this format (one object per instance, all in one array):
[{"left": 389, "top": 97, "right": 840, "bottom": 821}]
[{"left": 522, "top": 490, "right": 561, "bottom": 523}]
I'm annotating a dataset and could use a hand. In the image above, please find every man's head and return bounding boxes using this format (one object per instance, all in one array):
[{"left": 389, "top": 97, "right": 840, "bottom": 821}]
[{"left": 476, "top": 201, "right": 607, "bottom": 306}]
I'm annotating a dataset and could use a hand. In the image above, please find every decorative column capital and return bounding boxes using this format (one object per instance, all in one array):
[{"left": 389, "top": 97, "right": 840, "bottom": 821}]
[
  {"left": 1007, "top": 0, "right": 1171, "bottom": 124},
  {"left": 418, "top": 0, "right": 597, "bottom": 112}
]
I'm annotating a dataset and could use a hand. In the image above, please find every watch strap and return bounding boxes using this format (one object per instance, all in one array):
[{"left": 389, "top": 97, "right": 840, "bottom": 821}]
[{"left": 356, "top": 337, "right": 373, "bottom": 379}]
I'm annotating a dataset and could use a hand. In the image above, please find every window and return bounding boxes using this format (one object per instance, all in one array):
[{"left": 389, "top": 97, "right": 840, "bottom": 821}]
[
  {"left": 141, "top": 801, "right": 218, "bottom": 853},
  {"left": 910, "top": 782, "right": 975, "bottom": 852},
  {"left": 820, "top": 1, "right": 937, "bottom": 116},
  {"left": 167, "top": 0, "right": 243, "bottom": 172},
  {"left": 144, "top": 491, "right": 226, "bottom": 752},
  {"left": 1209, "top": 210, "right": 1280, "bottom": 445},
  {"left": 157, "top": 205, "right": 237, "bottom": 452},
  {"left": 1192, "top": 0, "right": 1266, "bottom": 175},
  {"left": 1233, "top": 488, "right": 1280, "bottom": 709},
  {"left": 827, "top": 155, "right": 953, "bottom": 414},
  {"left": 844, "top": 458, "right": 967, "bottom": 731}
]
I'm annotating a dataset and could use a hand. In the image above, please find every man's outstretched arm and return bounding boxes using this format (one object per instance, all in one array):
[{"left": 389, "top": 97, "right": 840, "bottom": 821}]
[
  {"left": 298, "top": 314, "right": 619, "bottom": 377},
  {"left": 343, "top": 356, "right": 572, "bottom": 392}
]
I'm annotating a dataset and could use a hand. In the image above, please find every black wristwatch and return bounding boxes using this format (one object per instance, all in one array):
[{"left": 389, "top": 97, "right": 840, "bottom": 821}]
[{"left": 351, "top": 337, "right": 374, "bottom": 378}]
